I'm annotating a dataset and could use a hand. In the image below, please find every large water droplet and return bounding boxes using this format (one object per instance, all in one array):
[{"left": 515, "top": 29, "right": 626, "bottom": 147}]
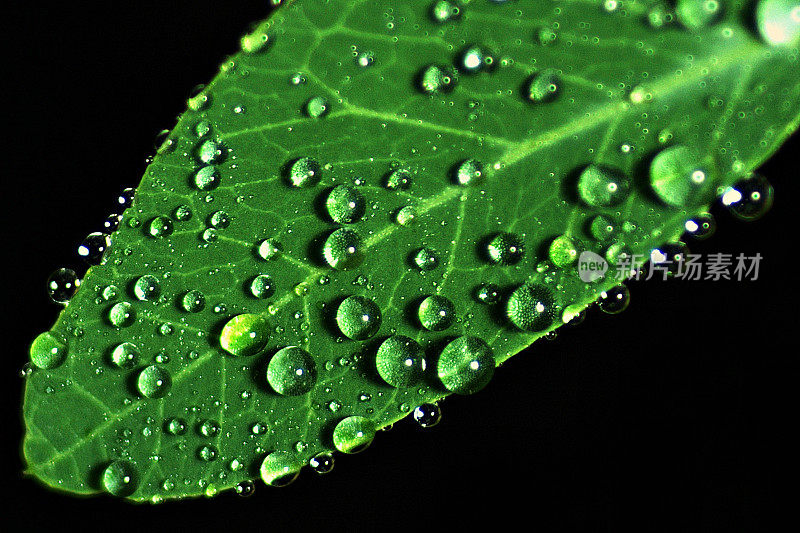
[
  {"left": 194, "top": 166, "right": 220, "bottom": 190},
  {"left": 527, "top": 69, "right": 561, "bottom": 103},
  {"left": 437, "top": 336, "right": 495, "bottom": 395},
  {"left": 577, "top": 165, "right": 630, "bottom": 207},
  {"left": 47, "top": 268, "right": 80, "bottom": 304},
  {"left": 249, "top": 274, "right": 276, "bottom": 299},
  {"left": 332, "top": 416, "right": 376, "bottom": 453},
  {"left": 102, "top": 461, "right": 137, "bottom": 496},
  {"left": 267, "top": 346, "right": 317, "bottom": 396},
  {"left": 323, "top": 228, "right": 363, "bottom": 270},
  {"left": 220, "top": 314, "right": 270, "bottom": 356},
  {"left": 548, "top": 235, "right": 578, "bottom": 267},
  {"left": 309, "top": 452, "right": 334, "bottom": 474},
  {"left": 684, "top": 212, "right": 716, "bottom": 240},
  {"left": 650, "top": 146, "right": 712, "bottom": 207},
  {"left": 598, "top": 285, "right": 630, "bottom": 314},
  {"left": 721, "top": 174, "right": 774, "bottom": 221},
  {"left": 305, "top": 96, "right": 329, "bottom": 118},
  {"left": 147, "top": 216, "right": 174, "bottom": 238},
  {"left": 455, "top": 159, "right": 484, "bottom": 185},
  {"left": 413, "top": 247, "right": 440, "bottom": 271},
  {"left": 336, "top": 296, "right": 382, "bottom": 340},
  {"left": 180, "top": 290, "right": 206, "bottom": 313},
  {"left": 108, "top": 302, "right": 136, "bottom": 327},
  {"left": 386, "top": 168, "right": 412, "bottom": 190},
  {"left": 376, "top": 335, "right": 427, "bottom": 387},
  {"left": 289, "top": 157, "right": 322, "bottom": 187},
  {"left": 507, "top": 284, "right": 556, "bottom": 331},
  {"left": 29, "top": 332, "right": 67, "bottom": 369},
  {"left": 111, "top": 342, "right": 139, "bottom": 369},
  {"left": 418, "top": 295, "right": 455, "bottom": 331},
  {"left": 675, "top": 0, "right": 722, "bottom": 30},
  {"left": 326, "top": 185, "right": 366, "bottom": 223},
  {"left": 475, "top": 283, "right": 501, "bottom": 304},
  {"left": 486, "top": 232, "right": 524, "bottom": 264},
  {"left": 137, "top": 365, "right": 172, "bottom": 398},
  {"left": 431, "top": 0, "right": 461, "bottom": 23},
  {"left": 133, "top": 275, "right": 161, "bottom": 301},
  {"left": 756, "top": 0, "right": 800, "bottom": 45},
  {"left": 197, "top": 139, "right": 225, "bottom": 164}
]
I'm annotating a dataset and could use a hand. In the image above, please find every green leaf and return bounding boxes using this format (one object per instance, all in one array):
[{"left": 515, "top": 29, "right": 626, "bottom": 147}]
[{"left": 22, "top": 0, "right": 800, "bottom": 501}]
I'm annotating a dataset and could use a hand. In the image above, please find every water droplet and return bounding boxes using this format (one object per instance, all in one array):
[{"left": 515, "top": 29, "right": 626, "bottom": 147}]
[
  {"left": 147, "top": 216, "right": 174, "bottom": 238},
  {"left": 165, "top": 417, "right": 187, "bottom": 435},
  {"left": 137, "top": 365, "right": 172, "bottom": 398},
  {"left": 267, "top": 346, "right": 318, "bottom": 396},
  {"left": 675, "top": 0, "right": 722, "bottom": 31},
  {"left": 102, "top": 461, "right": 137, "bottom": 496},
  {"left": 133, "top": 275, "right": 161, "bottom": 301},
  {"left": 486, "top": 232, "right": 524, "bottom": 264},
  {"left": 386, "top": 168, "right": 412, "bottom": 190},
  {"left": 650, "top": 146, "right": 712, "bottom": 207},
  {"left": 180, "top": 290, "right": 206, "bottom": 313},
  {"left": 249, "top": 274, "right": 276, "bottom": 299},
  {"left": 78, "top": 232, "right": 110, "bottom": 264},
  {"left": 549, "top": 235, "right": 578, "bottom": 267},
  {"left": 305, "top": 96, "right": 329, "bottom": 118},
  {"left": 413, "top": 403, "right": 442, "bottom": 427},
  {"left": 197, "top": 445, "right": 218, "bottom": 462},
  {"left": 336, "top": 296, "right": 382, "bottom": 340},
  {"left": 47, "top": 268, "right": 80, "bottom": 304},
  {"left": 199, "top": 419, "right": 220, "bottom": 438},
  {"left": 376, "top": 335, "right": 427, "bottom": 387},
  {"left": 459, "top": 46, "right": 490, "bottom": 73},
  {"left": 108, "top": 302, "right": 136, "bottom": 327},
  {"left": 117, "top": 188, "right": 135, "bottom": 208},
  {"left": 756, "top": 0, "right": 800, "bottom": 45},
  {"left": 475, "top": 283, "right": 501, "bottom": 304},
  {"left": 431, "top": 0, "right": 461, "bottom": 23},
  {"left": 395, "top": 205, "right": 417, "bottom": 226},
  {"left": 220, "top": 314, "right": 270, "bottom": 356},
  {"left": 598, "top": 285, "right": 630, "bottom": 314},
  {"left": 257, "top": 238, "right": 283, "bottom": 260},
  {"left": 588, "top": 215, "right": 618, "bottom": 241},
  {"left": 437, "top": 336, "right": 495, "bottom": 395},
  {"left": 332, "top": 416, "right": 376, "bottom": 453},
  {"left": 721, "top": 174, "right": 774, "bottom": 221},
  {"left": 194, "top": 166, "right": 220, "bottom": 191},
  {"left": 577, "top": 165, "right": 630, "bottom": 207},
  {"left": 326, "top": 185, "right": 366, "bottom": 223},
  {"left": 323, "top": 228, "right": 363, "bottom": 270},
  {"left": 507, "top": 284, "right": 556, "bottom": 331},
  {"left": 174, "top": 205, "right": 193, "bottom": 221},
  {"left": 418, "top": 295, "right": 455, "bottom": 331},
  {"left": 197, "top": 139, "right": 225, "bottom": 164},
  {"left": 111, "top": 342, "right": 139, "bottom": 369},
  {"left": 288, "top": 157, "right": 321, "bottom": 187},
  {"left": 241, "top": 30, "right": 271, "bottom": 53},
  {"left": 235, "top": 480, "right": 256, "bottom": 497},
  {"left": 527, "top": 69, "right": 561, "bottom": 103},
  {"left": 29, "top": 332, "right": 67, "bottom": 369},
  {"left": 684, "top": 212, "right": 716, "bottom": 239},
  {"left": 309, "top": 452, "right": 334, "bottom": 474},
  {"left": 419, "top": 64, "right": 457, "bottom": 93},
  {"left": 414, "top": 247, "right": 440, "bottom": 271},
  {"left": 260, "top": 451, "right": 302, "bottom": 486},
  {"left": 455, "top": 159, "right": 484, "bottom": 185}
]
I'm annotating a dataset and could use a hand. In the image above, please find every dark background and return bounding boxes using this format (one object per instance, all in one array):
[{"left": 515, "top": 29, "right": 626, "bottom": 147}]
[{"left": 3, "top": 2, "right": 796, "bottom": 531}]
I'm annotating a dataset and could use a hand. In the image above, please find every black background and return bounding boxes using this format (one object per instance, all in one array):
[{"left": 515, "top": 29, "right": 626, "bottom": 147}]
[{"left": 3, "top": 2, "right": 796, "bottom": 531}]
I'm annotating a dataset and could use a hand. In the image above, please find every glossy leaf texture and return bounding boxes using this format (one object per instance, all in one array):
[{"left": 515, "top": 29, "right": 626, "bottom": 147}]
[{"left": 23, "top": 0, "right": 800, "bottom": 501}]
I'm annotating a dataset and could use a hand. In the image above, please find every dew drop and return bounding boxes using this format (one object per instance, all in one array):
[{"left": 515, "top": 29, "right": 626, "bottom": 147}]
[
  {"left": 675, "top": 0, "right": 722, "bottom": 30},
  {"left": 486, "top": 232, "right": 524, "bottom": 264},
  {"left": 180, "top": 290, "right": 206, "bottom": 313},
  {"left": 111, "top": 342, "right": 139, "bottom": 369},
  {"left": 598, "top": 285, "right": 630, "bottom": 314},
  {"left": 395, "top": 205, "right": 417, "bottom": 226},
  {"left": 309, "top": 452, "right": 334, "bottom": 474},
  {"left": 437, "top": 336, "right": 495, "bottom": 395},
  {"left": 241, "top": 30, "right": 271, "bottom": 53},
  {"left": 577, "top": 165, "right": 630, "bottom": 207},
  {"left": 197, "top": 139, "right": 225, "bottom": 164},
  {"left": 257, "top": 238, "right": 283, "bottom": 260},
  {"left": 756, "top": 0, "right": 800, "bottom": 45},
  {"left": 137, "top": 365, "right": 172, "bottom": 398},
  {"left": 102, "top": 461, "right": 137, "bottom": 496},
  {"left": 386, "top": 168, "right": 412, "bottom": 190},
  {"left": 419, "top": 64, "right": 457, "bottom": 93},
  {"left": 260, "top": 451, "right": 302, "bottom": 486},
  {"left": 549, "top": 235, "right": 579, "bottom": 267},
  {"left": 220, "top": 314, "right": 270, "bottom": 356},
  {"left": 47, "top": 268, "right": 80, "bottom": 304},
  {"left": 475, "top": 283, "right": 501, "bottom": 304},
  {"left": 721, "top": 174, "right": 774, "bottom": 221},
  {"left": 326, "top": 185, "right": 366, "bottom": 223},
  {"left": 305, "top": 96, "right": 329, "bottom": 118},
  {"left": 336, "top": 296, "right": 382, "bottom": 340},
  {"left": 199, "top": 419, "right": 220, "bottom": 437},
  {"left": 29, "top": 332, "right": 67, "bottom": 369},
  {"left": 235, "top": 480, "right": 256, "bottom": 497},
  {"left": 589, "top": 215, "right": 618, "bottom": 241},
  {"left": 165, "top": 417, "right": 187, "bottom": 435},
  {"left": 413, "top": 247, "right": 440, "bottom": 271},
  {"left": 332, "top": 416, "right": 376, "bottom": 453},
  {"left": 431, "top": 0, "right": 461, "bottom": 23},
  {"left": 413, "top": 403, "right": 442, "bottom": 428},
  {"left": 418, "top": 295, "right": 455, "bottom": 331},
  {"left": 78, "top": 232, "right": 110, "bottom": 264},
  {"left": 684, "top": 212, "right": 716, "bottom": 240},
  {"left": 147, "top": 216, "right": 174, "bottom": 238},
  {"left": 197, "top": 445, "right": 218, "bottom": 462},
  {"left": 194, "top": 166, "right": 220, "bottom": 191},
  {"left": 455, "top": 159, "right": 484, "bottom": 186},
  {"left": 133, "top": 275, "right": 161, "bottom": 301},
  {"left": 650, "top": 146, "right": 713, "bottom": 207},
  {"left": 376, "top": 335, "right": 427, "bottom": 387},
  {"left": 108, "top": 302, "right": 136, "bottom": 327},
  {"left": 507, "top": 284, "right": 556, "bottom": 331},
  {"left": 249, "top": 274, "right": 276, "bottom": 299},
  {"left": 527, "top": 69, "right": 561, "bottom": 103},
  {"left": 267, "top": 346, "right": 318, "bottom": 396},
  {"left": 323, "top": 228, "right": 363, "bottom": 270},
  {"left": 288, "top": 157, "right": 322, "bottom": 187}
]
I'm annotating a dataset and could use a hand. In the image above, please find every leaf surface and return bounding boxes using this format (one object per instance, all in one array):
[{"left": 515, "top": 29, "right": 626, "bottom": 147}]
[{"left": 23, "top": 0, "right": 800, "bottom": 501}]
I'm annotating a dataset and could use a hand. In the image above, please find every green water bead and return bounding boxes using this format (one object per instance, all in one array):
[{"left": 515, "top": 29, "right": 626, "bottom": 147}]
[
  {"left": 289, "top": 157, "right": 321, "bottom": 187},
  {"left": 249, "top": 274, "right": 275, "bottom": 299},
  {"left": 194, "top": 166, "right": 220, "bottom": 190},
  {"left": 548, "top": 235, "right": 579, "bottom": 267},
  {"left": 102, "top": 461, "right": 137, "bottom": 496},
  {"left": 332, "top": 416, "right": 376, "bottom": 454},
  {"left": 326, "top": 185, "right": 365, "bottom": 223},
  {"left": 437, "top": 336, "right": 495, "bottom": 395},
  {"left": 487, "top": 232, "right": 525, "bottom": 264},
  {"left": 589, "top": 215, "right": 618, "bottom": 241},
  {"left": 336, "top": 296, "right": 382, "bottom": 340},
  {"left": 305, "top": 96, "right": 329, "bottom": 118},
  {"left": 267, "top": 346, "right": 318, "bottom": 396},
  {"left": 675, "top": 0, "right": 722, "bottom": 31},
  {"left": 507, "top": 284, "right": 556, "bottom": 331},
  {"left": 376, "top": 335, "right": 427, "bottom": 387},
  {"left": 220, "top": 314, "right": 270, "bottom": 356},
  {"left": 418, "top": 295, "right": 455, "bottom": 331},
  {"left": 455, "top": 159, "right": 484, "bottom": 185},
  {"left": 180, "top": 290, "right": 205, "bottom": 312},
  {"left": 111, "top": 342, "right": 139, "bottom": 369},
  {"left": 29, "top": 332, "right": 67, "bottom": 369},
  {"left": 527, "top": 69, "right": 561, "bottom": 103},
  {"left": 137, "top": 365, "right": 172, "bottom": 398},
  {"left": 650, "top": 145, "right": 712, "bottom": 207},
  {"left": 757, "top": 0, "right": 800, "bottom": 45},
  {"left": 577, "top": 165, "right": 630, "bottom": 207},
  {"left": 414, "top": 247, "right": 439, "bottom": 271},
  {"left": 260, "top": 451, "right": 302, "bottom": 486},
  {"left": 323, "top": 228, "right": 363, "bottom": 270},
  {"left": 133, "top": 275, "right": 161, "bottom": 301},
  {"left": 108, "top": 302, "right": 136, "bottom": 327},
  {"left": 148, "top": 216, "right": 174, "bottom": 238}
]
